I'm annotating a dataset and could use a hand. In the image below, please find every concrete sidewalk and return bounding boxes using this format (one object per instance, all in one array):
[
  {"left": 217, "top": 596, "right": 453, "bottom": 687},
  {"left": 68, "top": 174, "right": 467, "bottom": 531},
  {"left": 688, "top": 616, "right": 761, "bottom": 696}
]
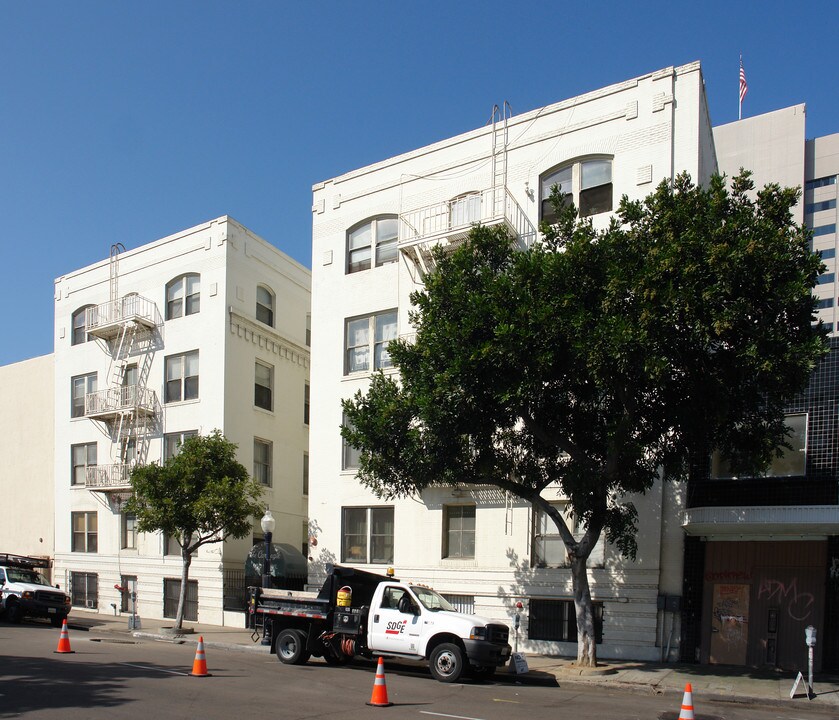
[{"left": 66, "top": 612, "right": 839, "bottom": 712}]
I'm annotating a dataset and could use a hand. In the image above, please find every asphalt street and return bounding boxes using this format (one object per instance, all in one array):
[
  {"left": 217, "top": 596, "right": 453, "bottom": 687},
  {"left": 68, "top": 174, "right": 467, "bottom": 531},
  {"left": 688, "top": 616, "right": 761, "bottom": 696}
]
[{"left": 0, "top": 621, "right": 835, "bottom": 720}]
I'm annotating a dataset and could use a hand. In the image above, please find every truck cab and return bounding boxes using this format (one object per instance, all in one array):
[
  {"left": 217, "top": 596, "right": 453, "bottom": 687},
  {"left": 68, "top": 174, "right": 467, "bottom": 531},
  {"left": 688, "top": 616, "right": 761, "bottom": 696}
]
[
  {"left": 0, "top": 554, "right": 71, "bottom": 627},
  {"left": 367, "top": 581, "right": 511, "bottom": 681}
]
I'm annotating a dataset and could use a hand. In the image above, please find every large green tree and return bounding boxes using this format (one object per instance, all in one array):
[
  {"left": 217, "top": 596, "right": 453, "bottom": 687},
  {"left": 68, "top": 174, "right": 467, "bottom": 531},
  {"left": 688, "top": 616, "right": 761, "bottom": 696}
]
[
  {"left": 342, "top": 171, "right": 827, "bottom": 666},
  {"left": 125, "top": 430, "right": 264, "bottom": 631}
]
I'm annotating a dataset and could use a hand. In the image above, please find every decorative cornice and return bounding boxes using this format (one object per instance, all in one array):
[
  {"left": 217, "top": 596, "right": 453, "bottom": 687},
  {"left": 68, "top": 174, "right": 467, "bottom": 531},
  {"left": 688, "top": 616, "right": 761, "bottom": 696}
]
[{"left": 228, "top": 309, "right": 310, "bottom": 369}]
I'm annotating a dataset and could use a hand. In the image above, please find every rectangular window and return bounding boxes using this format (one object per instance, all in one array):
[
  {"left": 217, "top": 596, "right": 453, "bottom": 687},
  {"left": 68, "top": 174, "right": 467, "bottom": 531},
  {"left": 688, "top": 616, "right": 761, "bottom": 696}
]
[
  {"left": 71, "top": 442, "right": 97, "bottom": 486},
  {"left": 710, "top": 413, "right": 807, "bottom": 478},
  {"left": 818, "top": 273, "right": 835, "bottom": 285},
  {"left": 71, "top": 511, "right": 98, "bottom": 553},
  {"left": 342, "top": 412, "right": 361, "bottom": 470},
  {"left": 306, "top": 314, "right": 311, "bottom": 347},
  {"left": 533, "top": 503, "right": 572, "bottom": 567},
  {"left": 164, "top": 430, "right": 198, "bottom": 461},
  {"left": 122, "top": 513, "right": 137, "bottom": 550},
  {"left": 304, "top": 383, "right": 310, "bottom": 425},
  {"left": 806, "top": 198, "right": 837, "bottom": 214},
  {"left": 71, "top": 373, "right": 97, "bottom": 418},
  {"left": 163, "top": 578, "right": 198, "bottom": 621},
  {"left": 254, "top": 361, "right": 273, "bottom": 411},
  {"left": 345, "top": 311, "right": 397, "bottom": 374},
  {"left": 443, "top": 505, "right": 476, "bottom": 559},
  {"left": 341, "top": 507, "right": 394, "bottom": 564},
  {"left": 165, "top": 351, "right": 199, "bottom": 403},
  {"left": 816, "top": 297, "right": 835, "bottom": 309},
  {"left": 806, "top": 175, "right": 837, "bottom": 191},
  {"left": 442, "top": 594, "right": 475, "bottom": 614},
  {"left": 528, "top": 599, "right": 603, "bottom": 643},
  {"left": 813, "top": 224, "right": 836, "bottom": 238},
  {"left": 70, "top": 572, "right": 98, "bottom": 609},
  {"left": 254, "top": 439, "right": 272, "bottom": 487},
  {"left": 302, "top": 453, "right": 309, "bottom": 495},
  {"left": 818, "top": 248, "right": 837, "bottom": 260}
]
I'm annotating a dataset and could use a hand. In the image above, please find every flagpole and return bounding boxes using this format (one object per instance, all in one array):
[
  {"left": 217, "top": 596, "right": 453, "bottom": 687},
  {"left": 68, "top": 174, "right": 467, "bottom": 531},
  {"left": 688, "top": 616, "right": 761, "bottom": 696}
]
[{"left": 738, "top": 55, "right": 742, "bottom": 120}]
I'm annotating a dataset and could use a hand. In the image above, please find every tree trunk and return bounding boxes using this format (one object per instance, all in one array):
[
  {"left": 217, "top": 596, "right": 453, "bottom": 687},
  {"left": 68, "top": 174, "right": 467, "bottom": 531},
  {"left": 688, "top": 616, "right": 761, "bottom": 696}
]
[
  {"left": 175, "top": 544, "right": 192, "bottom": 631},
  {"left": 571, "top": 555, "right": 598, "bottom": 667}
]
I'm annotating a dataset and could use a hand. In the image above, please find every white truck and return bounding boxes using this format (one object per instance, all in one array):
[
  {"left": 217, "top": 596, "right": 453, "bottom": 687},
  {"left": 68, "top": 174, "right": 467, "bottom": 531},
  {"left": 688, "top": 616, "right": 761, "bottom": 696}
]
[
  {"left": 0, "top": 553, "right": 71, "bottom": 627},
  {"left": 248, "top": 565, "right": 511, "bottom": 683}
]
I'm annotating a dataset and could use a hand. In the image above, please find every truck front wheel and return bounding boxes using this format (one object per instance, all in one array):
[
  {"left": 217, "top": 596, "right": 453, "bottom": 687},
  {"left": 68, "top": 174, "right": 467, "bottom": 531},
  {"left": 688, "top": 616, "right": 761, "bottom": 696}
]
[
  {"left": 5, "top": 601, "right": 22, "bottom": 624},
  {"left": 429, "top": 642, "right": 465, "bottom": 683},
  {"left": 276, "top": 629, "right": 310, "bottom": 665}
]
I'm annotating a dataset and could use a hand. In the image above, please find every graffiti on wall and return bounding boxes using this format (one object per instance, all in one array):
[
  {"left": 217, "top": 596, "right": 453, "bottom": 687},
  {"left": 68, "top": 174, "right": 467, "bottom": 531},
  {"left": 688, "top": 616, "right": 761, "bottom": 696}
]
[{"left": 757, "top": 577, "right": 814, "bottom": 622}]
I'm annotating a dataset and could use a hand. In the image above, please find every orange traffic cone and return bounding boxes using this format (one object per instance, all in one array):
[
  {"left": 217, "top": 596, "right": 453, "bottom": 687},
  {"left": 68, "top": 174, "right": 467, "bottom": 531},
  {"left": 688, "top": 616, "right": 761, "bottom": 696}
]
[
  {"left": 366, "top": 657, "right": 393, "bottom": 707},
  {"left": 54, "top": 619, "right": 75, "bottom": 654},
  {"left": 679, "top": 682, "right": 695, "bottom": 720},
  {"left": 189, "top": 636, "right": 212, "bottom": 677}
]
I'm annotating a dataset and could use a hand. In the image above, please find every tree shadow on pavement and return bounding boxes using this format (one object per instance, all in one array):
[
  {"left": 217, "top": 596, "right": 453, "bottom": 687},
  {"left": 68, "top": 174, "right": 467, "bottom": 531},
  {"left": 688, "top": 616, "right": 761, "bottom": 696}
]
[{"left": 0, "top": 654, "right": 180, "bottom": 717}]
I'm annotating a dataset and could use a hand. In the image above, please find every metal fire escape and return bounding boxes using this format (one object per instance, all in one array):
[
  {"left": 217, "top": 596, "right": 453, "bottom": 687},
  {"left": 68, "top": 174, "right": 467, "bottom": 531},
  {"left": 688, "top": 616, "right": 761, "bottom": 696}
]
[
  {"left": 398, "top": 101, "right": 535, "bottom": 281},
  {"left": 83, "top": 244, "right": 162, "bottom": 499}
]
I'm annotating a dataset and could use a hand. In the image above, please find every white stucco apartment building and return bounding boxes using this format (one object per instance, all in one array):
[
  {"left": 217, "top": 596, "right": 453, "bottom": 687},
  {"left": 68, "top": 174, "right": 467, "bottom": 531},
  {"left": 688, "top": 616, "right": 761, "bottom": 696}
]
[
  {"left": 53, "top": 216, "right": 311, "bottom": 625},
  {"left": 308, "top": 62, "right": 715, "bottom": 661}
]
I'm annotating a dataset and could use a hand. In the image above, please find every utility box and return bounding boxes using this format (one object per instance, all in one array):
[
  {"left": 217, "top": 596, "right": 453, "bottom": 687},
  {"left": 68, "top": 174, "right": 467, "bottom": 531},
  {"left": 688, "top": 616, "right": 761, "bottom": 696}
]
[{"left": 333, "top": 606, "right": 363, "bottom": 634}]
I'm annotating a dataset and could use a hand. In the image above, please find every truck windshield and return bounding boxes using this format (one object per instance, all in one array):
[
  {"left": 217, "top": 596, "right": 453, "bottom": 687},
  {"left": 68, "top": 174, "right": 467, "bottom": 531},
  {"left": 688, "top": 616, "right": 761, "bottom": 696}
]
[
  {"left": 411, "top": 586, "right": 456, "bottom": 612},
  {"left": 6, "top": 569, "right": 49, "bottom": 585}
]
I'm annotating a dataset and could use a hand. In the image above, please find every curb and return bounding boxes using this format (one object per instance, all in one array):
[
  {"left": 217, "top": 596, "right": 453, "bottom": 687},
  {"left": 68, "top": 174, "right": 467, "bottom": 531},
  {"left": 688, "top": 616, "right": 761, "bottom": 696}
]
[{"left": 132, "top": 630, "right": 271, "bottom": 654}]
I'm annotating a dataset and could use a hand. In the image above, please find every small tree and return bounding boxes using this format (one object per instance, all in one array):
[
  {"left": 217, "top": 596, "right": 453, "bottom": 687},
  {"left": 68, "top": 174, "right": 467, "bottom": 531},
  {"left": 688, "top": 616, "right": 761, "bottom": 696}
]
[
  {"left": 125, "top": 430, "right": 264, "bottom": 630},
  {"left": 342, "top": 171, "right": 827, "bottom": 666}
]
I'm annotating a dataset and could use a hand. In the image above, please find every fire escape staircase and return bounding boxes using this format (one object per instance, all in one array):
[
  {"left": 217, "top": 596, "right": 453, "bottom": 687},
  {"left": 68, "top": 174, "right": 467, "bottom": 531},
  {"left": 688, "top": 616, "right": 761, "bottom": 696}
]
[
  {"left": 398, "top": 102, "right": 535, "bottom": 281},
  {"left": 82, "top": 245, "right": 162, "bottom": 495}
]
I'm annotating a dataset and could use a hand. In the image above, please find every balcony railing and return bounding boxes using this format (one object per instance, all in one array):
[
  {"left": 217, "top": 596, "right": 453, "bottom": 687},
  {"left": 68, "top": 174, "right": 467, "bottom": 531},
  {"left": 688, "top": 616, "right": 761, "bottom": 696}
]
[
  {"left": 85, "top": 463, "right": 133, "bottom": 490},
  {"left": 85, "top": 385, "right": 158, "bottom": 420},
  {"left": 399, "top": 187, "right": 536, "bottom": 251},
  {"left": 682, "top": 505, "right": 839, "bottom": 537},
  {"left": 85, "top": 294, "right": 161, "bottom": 341}
]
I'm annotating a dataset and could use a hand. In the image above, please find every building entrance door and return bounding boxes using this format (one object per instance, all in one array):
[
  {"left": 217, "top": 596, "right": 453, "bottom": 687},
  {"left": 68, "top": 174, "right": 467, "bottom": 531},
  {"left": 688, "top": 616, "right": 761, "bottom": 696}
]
[{"left": 710, "top": 583, "right": 750, "bottom": 665}]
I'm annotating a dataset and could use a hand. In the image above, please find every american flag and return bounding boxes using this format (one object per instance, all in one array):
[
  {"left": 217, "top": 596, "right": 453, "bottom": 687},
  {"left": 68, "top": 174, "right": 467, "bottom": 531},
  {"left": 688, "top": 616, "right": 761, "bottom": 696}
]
[{"left": 739, "top": 58, "right": 748, "bottom": 104}]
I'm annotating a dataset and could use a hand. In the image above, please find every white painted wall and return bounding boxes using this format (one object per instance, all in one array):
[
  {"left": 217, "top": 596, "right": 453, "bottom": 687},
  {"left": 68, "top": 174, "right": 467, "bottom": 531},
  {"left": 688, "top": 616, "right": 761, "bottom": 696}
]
[
  {"left": 310, "top": 62, "right": 711, "bottom": 661},
  {"left": 0, "top": 354, "right": 55, "bottom": 569}
]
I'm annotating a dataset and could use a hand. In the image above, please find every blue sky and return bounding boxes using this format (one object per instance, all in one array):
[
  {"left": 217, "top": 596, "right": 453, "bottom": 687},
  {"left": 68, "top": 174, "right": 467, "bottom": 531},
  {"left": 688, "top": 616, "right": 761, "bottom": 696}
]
[{"left": 3, "top": 1, "right": 838, "bottom": 365}]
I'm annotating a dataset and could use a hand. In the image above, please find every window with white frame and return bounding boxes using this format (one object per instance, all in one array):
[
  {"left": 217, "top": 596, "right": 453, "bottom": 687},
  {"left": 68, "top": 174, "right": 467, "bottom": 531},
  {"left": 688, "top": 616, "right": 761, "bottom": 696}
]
[
  {"left": 342, "top": 411, "right": 361, "bottom": 471},
  {"left": 541, "top": 158, "right": 613, "bottom": 223},
  {"left": 71, "top": 372, "right": 97, "bottom": 418},
  {"left": 345, "top": 311, "right": 397, "bottom": 374},
  {"left": 71, "top": 305, "right": 94, "bottom": 345},
  {"left": 122, "top": 513, "right": 137, "bottom": 550},
  {"left": 72, "top": 511, "right": 98, "bottom": 553},
  {"left": 710, "top": 413, "right": 808, "bottom": 479},
  {"left": 255, "top": 361, "right": 273, "bottom": 411},
  {"left": 443, "top": 505, "right": 476, "bottom": 559},
  {"left": 164, "top": 430, "right": 198, "bottom": 461},
  {"left": 302, "top": 452, "right": 309, "bottom": 495},
  {"left": 304, "top": 383, "right": 310, "bottom": 425},
  {"left": 71, "top": 442, "right": 97, "bottom": 486},
  {"left": 256, "top": 285, "right": 275, "bottom": 327},
  {"left": 165, "top": 351, "right": 199, "bottom": 403},
  {"left": 305, "top": 314, "right": 311, "bottom": 347},
  {"left": 254, "top": 438, "right": 272, "bottom": 487},
  {"left": 347, "top": 216, "right": 398, "bottom": 273},
  {"left": 341, "top": 507, "right": 394, "bottom": 564},
  {"left": 532, "top": 502, "right": 605, "bottom": 568},
  {"left": 166, "top": 273, "right": 200, "bottom": 320}
]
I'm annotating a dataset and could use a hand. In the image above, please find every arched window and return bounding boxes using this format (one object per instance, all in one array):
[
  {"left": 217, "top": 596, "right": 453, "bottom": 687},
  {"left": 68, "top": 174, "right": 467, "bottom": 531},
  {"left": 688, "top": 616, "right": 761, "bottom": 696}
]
[
  {"left": 166, "top": 273, "right": 200, "bottom": 320},
  {"left": 347, "top": 216, "right": 398, "bottom": 274},
  {"left": 256, "top": 285, "right": 275, "bottom": 327},
  {"left": 71, "top": 305, "right": 94, "bottom": 345},
  {"left": 541, "top": 157, "right": 613, "bottom": 223}
]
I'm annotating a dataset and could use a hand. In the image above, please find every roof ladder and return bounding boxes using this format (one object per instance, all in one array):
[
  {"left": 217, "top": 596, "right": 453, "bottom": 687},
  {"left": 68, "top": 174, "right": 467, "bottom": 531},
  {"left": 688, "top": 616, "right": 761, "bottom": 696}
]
[{"left": 491, "top": 102, "right": 512, "bottom": 219}]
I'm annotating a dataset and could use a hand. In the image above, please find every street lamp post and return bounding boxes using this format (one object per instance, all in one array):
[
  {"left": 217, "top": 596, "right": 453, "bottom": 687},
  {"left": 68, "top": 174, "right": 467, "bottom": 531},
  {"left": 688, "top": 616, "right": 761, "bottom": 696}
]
[{"left": 261, "top": 510, "right": 275, "bottom": 590}]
